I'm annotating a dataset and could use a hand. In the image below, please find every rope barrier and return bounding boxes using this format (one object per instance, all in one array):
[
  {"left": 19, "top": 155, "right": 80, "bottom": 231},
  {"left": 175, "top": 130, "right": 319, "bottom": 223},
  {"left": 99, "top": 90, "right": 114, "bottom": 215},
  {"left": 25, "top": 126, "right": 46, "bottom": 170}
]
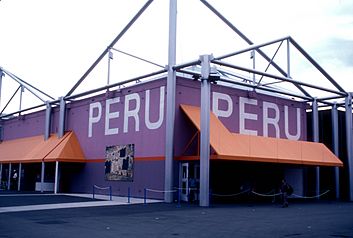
[
  {"left": 291, "top": 190, "right": 330, "bottom": 199},
  {"left": 250, "top": 189, "right": 331, "bottom": 199},
  {"left": 92, "top": 185, "right": 112, "bottom": 201},
  {"left": 146, "top": 188, "right": 177, "bottom": 193},
  {"left": 262, "top": 189, "right": 276, "bottom": 195},
  {"left": 144, "top": 187, "right": 179, "bottom": 204},
  {"left": 251, "top": 191, "right": 282, "bottom": 197},
  {"left": 93, "top": 185, "right": 110, "bottom": 190},
  {"left": 212, "top": 189, "right": 251, "bottom": 197}
]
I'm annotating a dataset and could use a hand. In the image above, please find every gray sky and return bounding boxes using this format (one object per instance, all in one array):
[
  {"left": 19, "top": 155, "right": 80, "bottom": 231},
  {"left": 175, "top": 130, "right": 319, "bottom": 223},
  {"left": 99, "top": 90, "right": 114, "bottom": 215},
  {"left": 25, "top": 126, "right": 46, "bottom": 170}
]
[{"left": 1, "top": 0, "right": 353, "bottom": 113}]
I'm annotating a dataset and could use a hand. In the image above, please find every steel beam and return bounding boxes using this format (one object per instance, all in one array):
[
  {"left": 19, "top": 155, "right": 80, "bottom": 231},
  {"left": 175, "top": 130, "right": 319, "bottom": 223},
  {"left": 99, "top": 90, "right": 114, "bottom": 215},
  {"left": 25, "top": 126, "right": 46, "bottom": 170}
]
[
  {"left": 218, "top": 78, "right": 311, "bottom": 101},
  {"left": 345, "top": 93, "right": 353, "bottom": 201},
  {"left": 65, "top": 69, "right": 167, "bottom": 101},
  {"left": 0, "top": 102, "right": 46, "bottom": 120},
  {"left": 199, "top": 55, "right": 212, "bottom": 207},
  {"left": 2, "top": 69, "right": 54, "bottom": 100},
  {"left": 107, "top": 50, "right": 112, "bottom": 86},
  {"left": 58, "top": 97, "right": 66, "bottom": 138},
  {"left": 200, "top": 0, "right": 310, "bottom": 97},
  {"left": 0, "top": 69, "right": 3, "bottom": 110},
  {"left": 215, "top": 36, "right": 289, "bottom": 61},
  {"left": 331, "top": 103, "right": 340, "bottom": 199},
  {"left": 312, "top": 99, "right": 320, "bottom": 199},
  {"left": 212, "top": 60, "right": 346, "bottom": 96},
  {"left": 287, "top": 39, "right": 291, "bottom": 77},
  {"left": 19, "top": 86, "right": 24, "bottom": 112},
  {"left": 4, "top": 70, "right": 46, "bottom": 103},
  {"left": 55, "top": 97, "right": 66, "bottom": 194},
  {"left": 257, "top": 41, "right": 284, "bottom": 85},
  {"left": 0, "top": 86, "right": 21, "bottom": 115},
  {"left": 44, "top": 101, "right": 51, "bottom": 140},
  {"left": 111, "top": 48, "right": 165, "bottom": 68},
  {"left": 66, "top": 0, "right": 154, "bottom": 97},
  {"left": 289, "top": 37, "right": 346, "bottom": 93},
  {"left": 164, "top": 0, "right": 177, "bottom": 203}
]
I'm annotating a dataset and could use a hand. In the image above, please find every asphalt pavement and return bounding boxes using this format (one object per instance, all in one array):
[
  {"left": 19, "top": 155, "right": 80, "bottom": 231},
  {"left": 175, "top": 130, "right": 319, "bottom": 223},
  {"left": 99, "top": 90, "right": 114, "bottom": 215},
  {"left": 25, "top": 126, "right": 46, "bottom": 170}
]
[{"left": 0, "top": 192, "right": 353, "bottom": 238}]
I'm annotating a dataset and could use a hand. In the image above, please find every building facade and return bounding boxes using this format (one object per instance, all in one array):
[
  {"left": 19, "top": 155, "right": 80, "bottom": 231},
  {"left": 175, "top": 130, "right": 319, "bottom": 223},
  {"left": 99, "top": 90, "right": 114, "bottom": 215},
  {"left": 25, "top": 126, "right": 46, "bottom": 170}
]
[{"left": 0, "top": 76, "right": 345, "bottom": 203}]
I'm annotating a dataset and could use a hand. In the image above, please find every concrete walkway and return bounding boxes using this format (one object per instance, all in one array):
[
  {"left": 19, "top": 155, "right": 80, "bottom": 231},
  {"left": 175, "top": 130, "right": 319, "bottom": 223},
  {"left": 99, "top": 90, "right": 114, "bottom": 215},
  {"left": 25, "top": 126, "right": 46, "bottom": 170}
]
[{"left": 0, "top": 193, "right": 161, "bottom": 213}]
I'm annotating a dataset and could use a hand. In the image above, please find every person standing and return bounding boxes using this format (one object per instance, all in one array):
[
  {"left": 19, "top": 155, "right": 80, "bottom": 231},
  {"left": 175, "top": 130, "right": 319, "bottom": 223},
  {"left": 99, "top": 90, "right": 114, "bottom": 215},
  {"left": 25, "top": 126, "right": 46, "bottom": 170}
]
[
  {"left": 280, "top": 179, "right": 289, "bottom": 207},
  {"left": 12, "top": 170, "right": 18, "bottom": 190},
  {"left": 189, "top": 177, "right": 198, "bottom": 203}
]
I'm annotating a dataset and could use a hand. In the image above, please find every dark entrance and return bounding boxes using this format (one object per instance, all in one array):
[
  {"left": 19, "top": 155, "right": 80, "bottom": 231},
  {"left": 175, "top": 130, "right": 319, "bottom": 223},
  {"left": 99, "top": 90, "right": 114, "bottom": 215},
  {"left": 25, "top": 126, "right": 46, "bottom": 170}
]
[{"left": 210, "top": 160, "right": 284, "bottom": 203}]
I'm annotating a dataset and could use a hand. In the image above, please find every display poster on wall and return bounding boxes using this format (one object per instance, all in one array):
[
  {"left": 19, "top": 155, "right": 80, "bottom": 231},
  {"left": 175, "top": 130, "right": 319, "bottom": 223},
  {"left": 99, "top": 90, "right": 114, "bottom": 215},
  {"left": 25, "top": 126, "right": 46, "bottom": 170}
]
[{"left": 105, "top": 144, "right": 134, "bottom": 181}]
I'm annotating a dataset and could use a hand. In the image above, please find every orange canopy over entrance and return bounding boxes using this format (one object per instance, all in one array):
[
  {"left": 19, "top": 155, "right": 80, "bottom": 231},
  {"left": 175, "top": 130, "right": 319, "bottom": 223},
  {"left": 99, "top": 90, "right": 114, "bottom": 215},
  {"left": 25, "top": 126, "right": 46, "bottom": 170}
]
[
  {"left": 0, "top": 131, "right": 86, "bottom": 163},
  {"left": 180, "top": 104, "right": 343, "bottom": 167}
]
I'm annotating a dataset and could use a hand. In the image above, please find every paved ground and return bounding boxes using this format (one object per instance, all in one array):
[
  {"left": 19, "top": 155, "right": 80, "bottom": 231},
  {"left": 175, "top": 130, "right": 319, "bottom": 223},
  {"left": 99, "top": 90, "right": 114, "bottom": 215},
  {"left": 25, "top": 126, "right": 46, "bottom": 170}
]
[{"left": 0, "top": 192, "right": 353, "bottom": 238}]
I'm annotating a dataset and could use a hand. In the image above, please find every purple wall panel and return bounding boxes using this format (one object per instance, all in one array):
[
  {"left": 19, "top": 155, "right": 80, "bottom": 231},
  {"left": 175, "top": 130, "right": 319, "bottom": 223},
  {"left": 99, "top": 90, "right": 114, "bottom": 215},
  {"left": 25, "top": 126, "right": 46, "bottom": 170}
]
[
  {"left": 69, "top": 161, "right": 165, "bottom": 199},
  {"left": 67, "top": 79, "right": 167, "bottom": 159},
  {"left": 2, "top": 110, "right": 46, "bottom": 140},
  {"left": 174, "top": 78, "right": 307, "bottom": 155},
  {"left": 65, "top": 79, "right": 167, "bottom": 197}
]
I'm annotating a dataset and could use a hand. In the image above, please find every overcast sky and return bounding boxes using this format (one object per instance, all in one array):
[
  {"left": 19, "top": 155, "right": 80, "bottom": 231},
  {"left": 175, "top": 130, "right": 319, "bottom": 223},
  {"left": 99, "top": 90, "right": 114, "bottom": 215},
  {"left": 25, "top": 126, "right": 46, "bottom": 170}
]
[{"left": 1, "top": 0, "right": 353, "bottom": 113}]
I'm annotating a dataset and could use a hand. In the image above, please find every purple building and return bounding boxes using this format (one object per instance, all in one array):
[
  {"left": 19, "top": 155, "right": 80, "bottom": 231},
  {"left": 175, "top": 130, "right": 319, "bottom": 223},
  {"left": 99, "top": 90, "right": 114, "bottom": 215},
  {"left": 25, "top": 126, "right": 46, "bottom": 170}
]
[
  {"left": 0, "top": 2, "right": 351, "bottom": 206},
  {"left": 0, "top": 75, "right": 344, "bottom": 202}
]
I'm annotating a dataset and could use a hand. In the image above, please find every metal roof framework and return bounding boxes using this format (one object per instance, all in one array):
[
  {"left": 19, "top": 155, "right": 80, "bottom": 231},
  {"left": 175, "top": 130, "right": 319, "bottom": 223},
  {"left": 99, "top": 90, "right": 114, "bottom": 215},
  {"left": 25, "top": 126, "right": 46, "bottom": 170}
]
[
  {"left": 0, "top": 67, "right": 55, "bottom": 118},
  {"left": 0, "top": 0, "right": 350, "bottom": 119}
]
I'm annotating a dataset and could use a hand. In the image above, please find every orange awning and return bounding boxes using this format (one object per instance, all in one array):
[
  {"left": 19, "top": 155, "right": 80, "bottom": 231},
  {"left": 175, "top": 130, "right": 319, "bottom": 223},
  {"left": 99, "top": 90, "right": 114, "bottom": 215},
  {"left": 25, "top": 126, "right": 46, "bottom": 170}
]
[
  {"left": 180, "top": 104, "right": 343, "bottom": 167},
  {"left": 0, "top": 131, "right": 86, "bottom": 163}
]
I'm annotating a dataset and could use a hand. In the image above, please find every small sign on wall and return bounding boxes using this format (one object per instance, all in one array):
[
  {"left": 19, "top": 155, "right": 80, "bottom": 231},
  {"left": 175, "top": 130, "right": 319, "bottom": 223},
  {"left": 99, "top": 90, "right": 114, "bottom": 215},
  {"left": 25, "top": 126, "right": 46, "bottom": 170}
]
[{"left": 105, "top": 144, "right": 134, "bottom": 181}]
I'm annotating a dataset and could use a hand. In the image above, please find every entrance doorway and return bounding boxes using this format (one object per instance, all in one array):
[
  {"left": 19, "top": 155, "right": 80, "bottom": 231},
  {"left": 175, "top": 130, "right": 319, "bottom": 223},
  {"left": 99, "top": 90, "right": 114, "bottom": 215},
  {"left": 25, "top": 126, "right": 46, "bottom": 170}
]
[{"left": 179, "top": 162, "right": 199, "bottom": 202}]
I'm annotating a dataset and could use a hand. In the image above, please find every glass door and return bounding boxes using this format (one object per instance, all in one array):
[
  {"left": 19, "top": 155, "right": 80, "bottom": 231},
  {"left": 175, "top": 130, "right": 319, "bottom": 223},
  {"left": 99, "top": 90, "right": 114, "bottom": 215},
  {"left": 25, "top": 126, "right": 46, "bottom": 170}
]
[{"left": 180, "top": 162, "right": 189, "bottom": 202}]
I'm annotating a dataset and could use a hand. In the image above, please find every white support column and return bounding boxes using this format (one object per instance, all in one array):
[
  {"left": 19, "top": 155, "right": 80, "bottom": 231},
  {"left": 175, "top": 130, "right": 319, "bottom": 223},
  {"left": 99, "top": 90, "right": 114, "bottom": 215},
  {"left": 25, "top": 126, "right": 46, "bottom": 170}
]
[
  {"left": 331, "top": 103, "right": 340, "bottom": 199},
  {"left": 251, "top": 50, "right": 255, "bottom": 84},
  {"left": 107, "top": 50, "right": 113, "bottom": 86},
  {"left": 312, "top": 98, "right": 320, "bottom": 199},
  {"left": 287, "top": 38, "right": 290, "bottom": 77},
  {"left": 40, "top": 161, "right": 45, "bottom": 193},
  {"left": 164, "top": 0, "right": 177, "bottom": 203},
  {"left": 345, "top": 93, "right": 353, "bottom": 201},
  {"left": 54, "top": 161, "right": 59, "bottom": 194},
  {"left": 19, "top": 85, "right": 24, "bottom": 112},
  {"left": 18, "top": 163, "right": 22, "bottom": 191},
  {"left": 55, "top": 96, "right": 66, "bottom": 194},
  {"left": 44, "top": 101, "right": 51, "bottom": 140},
  {"left": 7, "top": 163, "right": 11, "bottom": 190},
  {"left": 199, "top": 55, "right": 212, "bottom": 207},
  {"left": 0, "top": 69, "right": 4, "bottom": 109},
  {"left": 58, "top": 97, "right": 66, "bottom": 138}
]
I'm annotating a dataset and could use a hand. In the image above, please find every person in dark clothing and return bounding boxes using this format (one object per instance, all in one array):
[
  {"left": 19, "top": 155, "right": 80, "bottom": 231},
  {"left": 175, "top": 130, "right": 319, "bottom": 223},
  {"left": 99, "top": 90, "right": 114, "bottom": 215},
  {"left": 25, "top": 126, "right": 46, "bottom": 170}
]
[
  {"left": 189, "top": 177, "right": 198, "bottom": 203},
  {"left": 12, "top": 170, "right": 18, "bottom": 190},
  {"left": 280, "top": 179, "right": 290, "bottom": 207}
]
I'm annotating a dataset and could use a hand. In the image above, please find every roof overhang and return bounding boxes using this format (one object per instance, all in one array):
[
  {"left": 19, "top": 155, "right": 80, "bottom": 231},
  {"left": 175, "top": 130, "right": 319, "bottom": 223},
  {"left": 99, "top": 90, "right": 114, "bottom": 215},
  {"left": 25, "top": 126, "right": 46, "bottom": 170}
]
[
  {"left": 180, "top": 104, "right": 343, "bottom": 167},
  {"left": 0, "top": 131, "right": 86, "bottom": 163}
]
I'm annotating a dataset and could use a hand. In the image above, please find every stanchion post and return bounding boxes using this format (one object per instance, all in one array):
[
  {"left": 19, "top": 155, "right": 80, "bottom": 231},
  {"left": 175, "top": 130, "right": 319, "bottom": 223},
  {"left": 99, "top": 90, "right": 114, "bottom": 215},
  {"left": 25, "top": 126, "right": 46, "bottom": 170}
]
[
  {"left": 128, "top": 187, "right": 131, "bottom": 203},
  {"left": 92, "top": 185, "right": 95, "bottom": 200},
  {"left": 177, "top": 188, "right": 181, "bottom": 208},
  {"left": 110, "top": 186, "right": 112, "bottom": 201},
  {"left": 144, "top": 188, "right": 147, "bottom": 204},
  {"left": 187, "top": 188, "right": 190, "bottom": 204},
  {"left": 209, "top": 189, "right": 212, "bottom": 207}
]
